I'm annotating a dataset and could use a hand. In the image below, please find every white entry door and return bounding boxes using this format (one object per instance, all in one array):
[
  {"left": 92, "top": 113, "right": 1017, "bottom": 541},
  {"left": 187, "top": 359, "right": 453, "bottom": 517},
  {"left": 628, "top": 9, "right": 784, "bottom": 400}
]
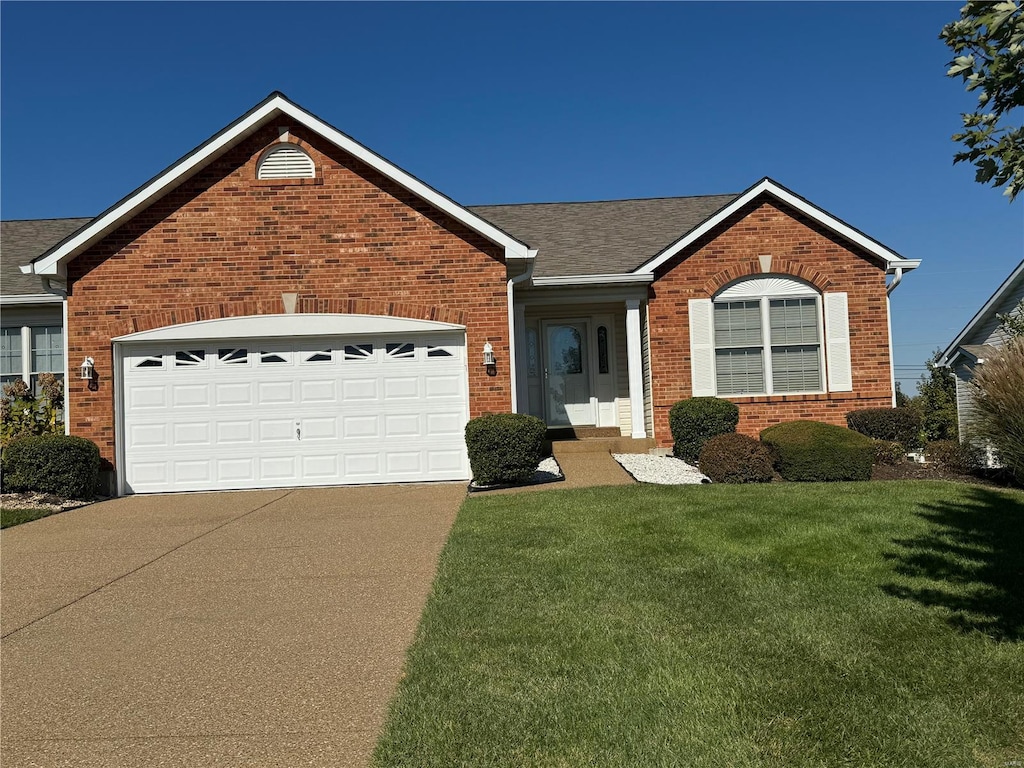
[
  {"left": 543, "top": 321, "right": 595, "bottom": 426},
  {"left": 119, "top": 332, "right": 469, "bottom": 493}
]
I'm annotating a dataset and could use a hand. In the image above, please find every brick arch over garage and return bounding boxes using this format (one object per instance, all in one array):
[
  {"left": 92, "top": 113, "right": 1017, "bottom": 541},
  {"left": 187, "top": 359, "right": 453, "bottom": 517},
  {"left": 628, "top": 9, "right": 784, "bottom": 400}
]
[
  {"left": 699, "top": 260, "right": 834, "bottom": 298},
  {"left": 106, "top": 299, "right": 467, "bottom": 338}
]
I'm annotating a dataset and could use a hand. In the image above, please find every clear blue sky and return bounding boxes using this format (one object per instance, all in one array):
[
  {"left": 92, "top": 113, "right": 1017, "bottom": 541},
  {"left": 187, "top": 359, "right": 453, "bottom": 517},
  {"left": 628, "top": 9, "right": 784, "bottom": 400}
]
[{"left": 2, "top": 1, "right": 1021, "bottom": 391}]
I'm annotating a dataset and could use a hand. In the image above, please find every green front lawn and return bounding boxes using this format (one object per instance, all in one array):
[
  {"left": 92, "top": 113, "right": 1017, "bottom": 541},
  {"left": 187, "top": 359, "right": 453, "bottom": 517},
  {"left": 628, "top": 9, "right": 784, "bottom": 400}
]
[
  {"left": 375, "top": 481, "right": 1024, "bottom": 767},
  {"left": 0, "top": 507, "right": 61, "bottom": 529}
]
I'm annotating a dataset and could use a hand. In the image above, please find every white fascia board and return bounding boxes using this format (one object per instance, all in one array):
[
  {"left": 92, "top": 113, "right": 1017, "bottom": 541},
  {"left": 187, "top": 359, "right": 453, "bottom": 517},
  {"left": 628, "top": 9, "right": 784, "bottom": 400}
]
[
  {"left": 532, "top": 273, "right": 655, "bottom": 287},
  {"left": 29, "top": 95, "right": 531, "bottom": 277},
  {"left": 886, "top": 259, "right": 921, "bottom": 274},
  {"left": 635, "top": 179, "right": 906, "bottom": 275},
  {"left": 939, "top": 258, "right": 1024, "bottom": 366},
  {"left": 113, "top": 313, "right": 466, "bottom": 343},
  {"left": 0, "top": 293, "right": 65, "bottom": 306}
]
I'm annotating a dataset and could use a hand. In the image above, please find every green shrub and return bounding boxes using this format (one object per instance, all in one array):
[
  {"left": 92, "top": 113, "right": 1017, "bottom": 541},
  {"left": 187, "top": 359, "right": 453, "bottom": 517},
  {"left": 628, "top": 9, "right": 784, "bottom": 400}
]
[
  {"left": 846, "top": 407, "right": 923, "bottom": 450},
  {"left": 698, "top": 433, "right": 774, "bottom": 484},
  {"left": 760, "top": 420, "right": 874, "bottom": 482},
  {"left": 872, "top": 439, "right": 906, "bottom": 466},
  {"left": 669, "top": 397, "right": 740, "bottom": 464},
  {"left": 465, "top": 413, "right": 547, "bottom": 486},
  {"left": 1, "top": 434, "right": 101, "bottom": 499},
  {"left": 926, "top": 439, "right": 984, "bottom": 473}
]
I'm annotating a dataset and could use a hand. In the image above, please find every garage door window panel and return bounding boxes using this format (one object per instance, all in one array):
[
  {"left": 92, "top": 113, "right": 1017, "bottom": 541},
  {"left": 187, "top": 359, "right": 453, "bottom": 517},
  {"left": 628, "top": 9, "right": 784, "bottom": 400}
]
[{"left": 217, "top": 348, "right": 249, "bottom": 366}]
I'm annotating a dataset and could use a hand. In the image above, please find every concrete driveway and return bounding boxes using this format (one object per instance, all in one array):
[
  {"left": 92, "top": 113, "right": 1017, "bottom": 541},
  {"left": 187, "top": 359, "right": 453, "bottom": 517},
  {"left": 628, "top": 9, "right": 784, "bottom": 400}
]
[{"left": 1, "top": 483, "right": 465, "bottom": 767}]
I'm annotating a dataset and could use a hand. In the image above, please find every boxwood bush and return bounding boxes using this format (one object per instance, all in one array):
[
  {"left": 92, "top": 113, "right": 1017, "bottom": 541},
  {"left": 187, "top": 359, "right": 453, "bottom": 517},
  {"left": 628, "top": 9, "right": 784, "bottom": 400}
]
[
  {"left": 698, "top": 433, "right": 774, "bottom": 484},
  {"left": 465, "top": 413, "right": 547, "bottom": 486},
  {"left": 1, "top": 434, "right": 101, "bottom": 499},
  {"left": 669, "top": 397, "right": 740, "bottom": 464},
  {"left": 846, "top": 407, "right": 922, "bottom": 450},
  {"left": 760, "top": 420, "right": 874, "bottom": 482}
]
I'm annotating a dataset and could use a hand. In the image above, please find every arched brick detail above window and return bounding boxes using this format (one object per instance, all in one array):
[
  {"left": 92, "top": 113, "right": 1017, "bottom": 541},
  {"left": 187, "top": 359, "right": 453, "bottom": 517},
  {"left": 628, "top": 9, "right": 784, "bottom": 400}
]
[
  {"left": 107, "top": 299, "right": 466, "bottom": 339},
  {"left": 700, "top": 260, "right": 833, "bottom": 297}
]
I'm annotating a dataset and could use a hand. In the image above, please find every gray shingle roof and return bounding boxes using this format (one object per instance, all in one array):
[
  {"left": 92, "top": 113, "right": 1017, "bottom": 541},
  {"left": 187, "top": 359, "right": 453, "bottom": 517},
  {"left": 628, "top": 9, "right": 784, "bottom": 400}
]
[
  {"left": 1, "top": 195, "right": 738, "bottom": 291},
  {"left": 469, "top": 194, "right": 738, "bottom": 277},
  {"left": 1, "top": 218, "right": 92, "bottom": 296}
]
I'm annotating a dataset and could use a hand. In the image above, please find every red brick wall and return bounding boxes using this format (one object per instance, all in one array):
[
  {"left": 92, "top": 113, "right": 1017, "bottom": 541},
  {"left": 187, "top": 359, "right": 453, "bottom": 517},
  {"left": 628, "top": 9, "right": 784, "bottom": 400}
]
[
  {"left": 65, "top": 125, "right": 512, "bottom": 466},
  {"left": 648, "top": 199, "right": 893, "bottom": 446}
]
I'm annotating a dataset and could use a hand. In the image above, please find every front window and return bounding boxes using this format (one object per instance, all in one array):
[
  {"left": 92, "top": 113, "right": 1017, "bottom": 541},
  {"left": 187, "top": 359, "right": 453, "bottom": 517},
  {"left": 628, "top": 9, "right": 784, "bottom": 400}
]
[
  {"left": 30, "top": 326, "right": 64, "bottom": 392},
  {"left": 1, "top": 328, "right": 23, "bottom": 387},
  {"left": 714, "top": 295, "right": 822, "bottom": 395}
]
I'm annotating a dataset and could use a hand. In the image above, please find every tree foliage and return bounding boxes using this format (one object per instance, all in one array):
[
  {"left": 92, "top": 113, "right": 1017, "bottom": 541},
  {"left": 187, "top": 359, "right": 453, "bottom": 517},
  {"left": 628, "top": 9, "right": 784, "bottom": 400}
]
[
  {"left": 914, "top": 352, "right": 959, "bottom": 442},
  {"left": 997, "top": 298, "right": 1024, "bottom": 337},
  {"left": 940, "top": 1, "right": 1024, "bottom": 201}
]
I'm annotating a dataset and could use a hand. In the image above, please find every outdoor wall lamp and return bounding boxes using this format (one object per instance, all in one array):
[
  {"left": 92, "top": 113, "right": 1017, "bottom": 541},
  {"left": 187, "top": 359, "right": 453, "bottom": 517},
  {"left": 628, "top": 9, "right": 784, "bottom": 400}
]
[
  {"left": 80, "top": 356, "right": 99, "bottom": 391},
  {"left": 482, "top": 342, "right": 497, "bottom": 377}
]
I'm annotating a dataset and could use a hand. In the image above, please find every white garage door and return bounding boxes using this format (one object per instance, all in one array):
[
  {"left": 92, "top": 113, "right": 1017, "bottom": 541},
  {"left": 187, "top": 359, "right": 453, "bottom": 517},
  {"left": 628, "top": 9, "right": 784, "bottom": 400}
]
[{"left": 119, "top": 332, "right": 469, "bottom": 493}]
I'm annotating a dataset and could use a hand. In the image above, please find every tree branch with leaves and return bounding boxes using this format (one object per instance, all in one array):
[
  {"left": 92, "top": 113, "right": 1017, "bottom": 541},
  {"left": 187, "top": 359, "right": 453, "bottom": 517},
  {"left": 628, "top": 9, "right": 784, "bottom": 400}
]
[{"left": 940, "top": 1, "right": 1024, "bottom": 201}]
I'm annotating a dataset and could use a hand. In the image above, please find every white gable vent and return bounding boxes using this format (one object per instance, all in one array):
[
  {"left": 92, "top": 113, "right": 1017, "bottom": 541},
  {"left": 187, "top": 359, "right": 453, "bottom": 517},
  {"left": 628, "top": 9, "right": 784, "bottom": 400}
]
[{"left": 257, "top": 145, "right": 315, "bottom": 179}]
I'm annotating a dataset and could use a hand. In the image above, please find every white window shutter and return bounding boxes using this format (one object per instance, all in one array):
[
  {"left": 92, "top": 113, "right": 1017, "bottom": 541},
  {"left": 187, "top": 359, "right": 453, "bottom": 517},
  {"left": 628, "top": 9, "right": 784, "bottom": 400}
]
[
  {"left": 689, "top": 299, "right": 716, "bottom": 396},
  {"left": 824, "top": 292, "right": 853, "bottom": 392}
]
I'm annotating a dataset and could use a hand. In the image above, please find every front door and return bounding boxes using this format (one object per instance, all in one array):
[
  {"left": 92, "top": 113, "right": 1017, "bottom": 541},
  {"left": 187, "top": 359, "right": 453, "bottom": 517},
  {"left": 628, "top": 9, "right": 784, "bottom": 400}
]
[{"left": 543, "top": 321, "right": 595, "bottom": 426}]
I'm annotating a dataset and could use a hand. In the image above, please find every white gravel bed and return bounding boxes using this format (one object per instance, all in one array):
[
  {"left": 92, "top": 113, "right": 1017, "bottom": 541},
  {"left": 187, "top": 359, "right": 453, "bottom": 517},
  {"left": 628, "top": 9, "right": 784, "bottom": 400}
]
[
  {"left": 613, "top": 453, "right": 710, "bottom": 485},
  {"left": 534, "top": 456, "right": 563, "bottom": 483}
]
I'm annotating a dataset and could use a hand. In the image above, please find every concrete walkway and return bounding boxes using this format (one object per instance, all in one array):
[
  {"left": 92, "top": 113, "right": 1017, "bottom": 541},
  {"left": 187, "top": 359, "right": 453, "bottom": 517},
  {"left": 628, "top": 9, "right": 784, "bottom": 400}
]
[{"left": 1, "top": 483, "right": 464, "bottom": 767}]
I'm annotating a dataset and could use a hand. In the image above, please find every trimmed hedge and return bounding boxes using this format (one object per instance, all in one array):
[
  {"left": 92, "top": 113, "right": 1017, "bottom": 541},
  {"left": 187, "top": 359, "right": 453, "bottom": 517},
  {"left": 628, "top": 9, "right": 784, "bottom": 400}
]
[
  {"left": 669, "top": 397, "right": 740, "bottom": 464},
  {"left": 465, "top": 413, "right": 547, "bottom": 486},
  {"left": 846, "top": 407, "right": 922, "bottom": 450},
  {"left": 1, "top": 434, "right": 101, "bottom": 499},
  {"left": 760, "top": 420, "right": 874, "bottom": 482},
  {"left": 698, "top": 433, "right": 774, "bottom": 484}
]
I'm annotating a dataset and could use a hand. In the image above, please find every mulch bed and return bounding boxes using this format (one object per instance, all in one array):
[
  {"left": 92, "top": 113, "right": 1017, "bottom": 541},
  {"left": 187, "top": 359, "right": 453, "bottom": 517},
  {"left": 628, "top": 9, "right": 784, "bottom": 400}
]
[{"left": 871, "top": 461, "right": 1014, "bottom": 488}]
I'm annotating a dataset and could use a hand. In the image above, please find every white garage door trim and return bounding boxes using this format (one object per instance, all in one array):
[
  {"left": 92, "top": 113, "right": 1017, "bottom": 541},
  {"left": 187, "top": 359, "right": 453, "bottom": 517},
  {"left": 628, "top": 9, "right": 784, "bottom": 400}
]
[{"left": 113, "top": 315, "right": 470, "bottom": 495}]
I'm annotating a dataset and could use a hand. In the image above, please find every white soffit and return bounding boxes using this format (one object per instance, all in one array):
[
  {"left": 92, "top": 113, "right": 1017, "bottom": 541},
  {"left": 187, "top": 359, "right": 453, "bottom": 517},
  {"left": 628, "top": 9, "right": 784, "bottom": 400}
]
[
  {"left": 113, "top": 314, "right": 466, "bottom": 343},
  {"left": 531, "top": 273, "right": 655, "bottom": 287},
  {"left": 634, "top": 178, "right": 914, "bottom": 275},
  {"left": 25, "top": 93, "right": 532, "bottom": 278}
]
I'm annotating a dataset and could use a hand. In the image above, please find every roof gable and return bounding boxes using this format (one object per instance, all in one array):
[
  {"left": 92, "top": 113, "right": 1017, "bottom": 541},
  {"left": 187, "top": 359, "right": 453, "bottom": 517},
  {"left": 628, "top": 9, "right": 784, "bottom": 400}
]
[
  {"left": 941, "top": 258, "right": 1024, "bottom": 365},
  {"left": 24, "top": 93, "right": 532, "bottom": 279},
  {"left": 633, "top": 178, "right": 917, "bottom": 276}
]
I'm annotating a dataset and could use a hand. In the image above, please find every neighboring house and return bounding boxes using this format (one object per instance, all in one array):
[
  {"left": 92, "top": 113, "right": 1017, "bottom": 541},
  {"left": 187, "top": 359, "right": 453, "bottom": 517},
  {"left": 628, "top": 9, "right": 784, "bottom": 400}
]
[
  {"left": 5, "top": 92, "right": 919, "bottom": 495},
  {"left": 939, "top": 259, "right": 1024, "bottom": 440},
  {"left": 1, "top": 218, "right": 92, "bottom": 389}
]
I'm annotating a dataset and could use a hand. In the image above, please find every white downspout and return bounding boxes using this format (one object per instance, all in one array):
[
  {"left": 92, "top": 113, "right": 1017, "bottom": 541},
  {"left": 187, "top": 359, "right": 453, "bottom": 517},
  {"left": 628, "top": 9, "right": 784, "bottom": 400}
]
[
  {"left": 885, "top": 266, "right": 905, "bottom": 406},
  {"left": 42, "top": 278, "right": 71, "bottom": 435},
  {"left": 506, "top": 253, "right": 537, "bottom": 412}
]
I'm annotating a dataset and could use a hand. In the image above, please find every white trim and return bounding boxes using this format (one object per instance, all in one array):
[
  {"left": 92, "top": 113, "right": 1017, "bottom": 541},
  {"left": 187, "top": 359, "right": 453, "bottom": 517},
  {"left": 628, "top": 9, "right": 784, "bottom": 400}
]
[
  {"left": 518, "top": 286, "right": 650, "bottom": 306},
  {"left": 63, "top": 299, "right": 70, "bottom": 436},
  {"left": 625, "top": 300, "right": 646, "bottom": 438},
  {"left": 939, "top": 258, "right": 1024, "bottom": 366},
  {"left": 113, "top": 313, "right": 465, "bottom": 343},
  {"left": 0, "top": 294, "right": 65, "bottom": 306},
  {"left": 507, "top": 256, "right": 536, "bottom": 413},
  {"left": 635, "top": 178, "right": 915, "bottom": 275},
  {"left": 717, "top": 275, "right": 816, "bottom": 300},
  {"left": 531, "top": 273, "right": 655, "bottom": 287},
  {"left": 113, "top": 342, "right": 127, "bottom": 496},
  {"left": 25, "top": 93, "right": 532, "bottom": 278}
]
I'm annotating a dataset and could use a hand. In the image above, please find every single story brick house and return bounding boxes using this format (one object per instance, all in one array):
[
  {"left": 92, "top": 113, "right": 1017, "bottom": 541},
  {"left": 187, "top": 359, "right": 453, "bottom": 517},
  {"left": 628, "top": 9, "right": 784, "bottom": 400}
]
[{"left": 4, "top": 92, "right": 919, "bottom": 495}]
